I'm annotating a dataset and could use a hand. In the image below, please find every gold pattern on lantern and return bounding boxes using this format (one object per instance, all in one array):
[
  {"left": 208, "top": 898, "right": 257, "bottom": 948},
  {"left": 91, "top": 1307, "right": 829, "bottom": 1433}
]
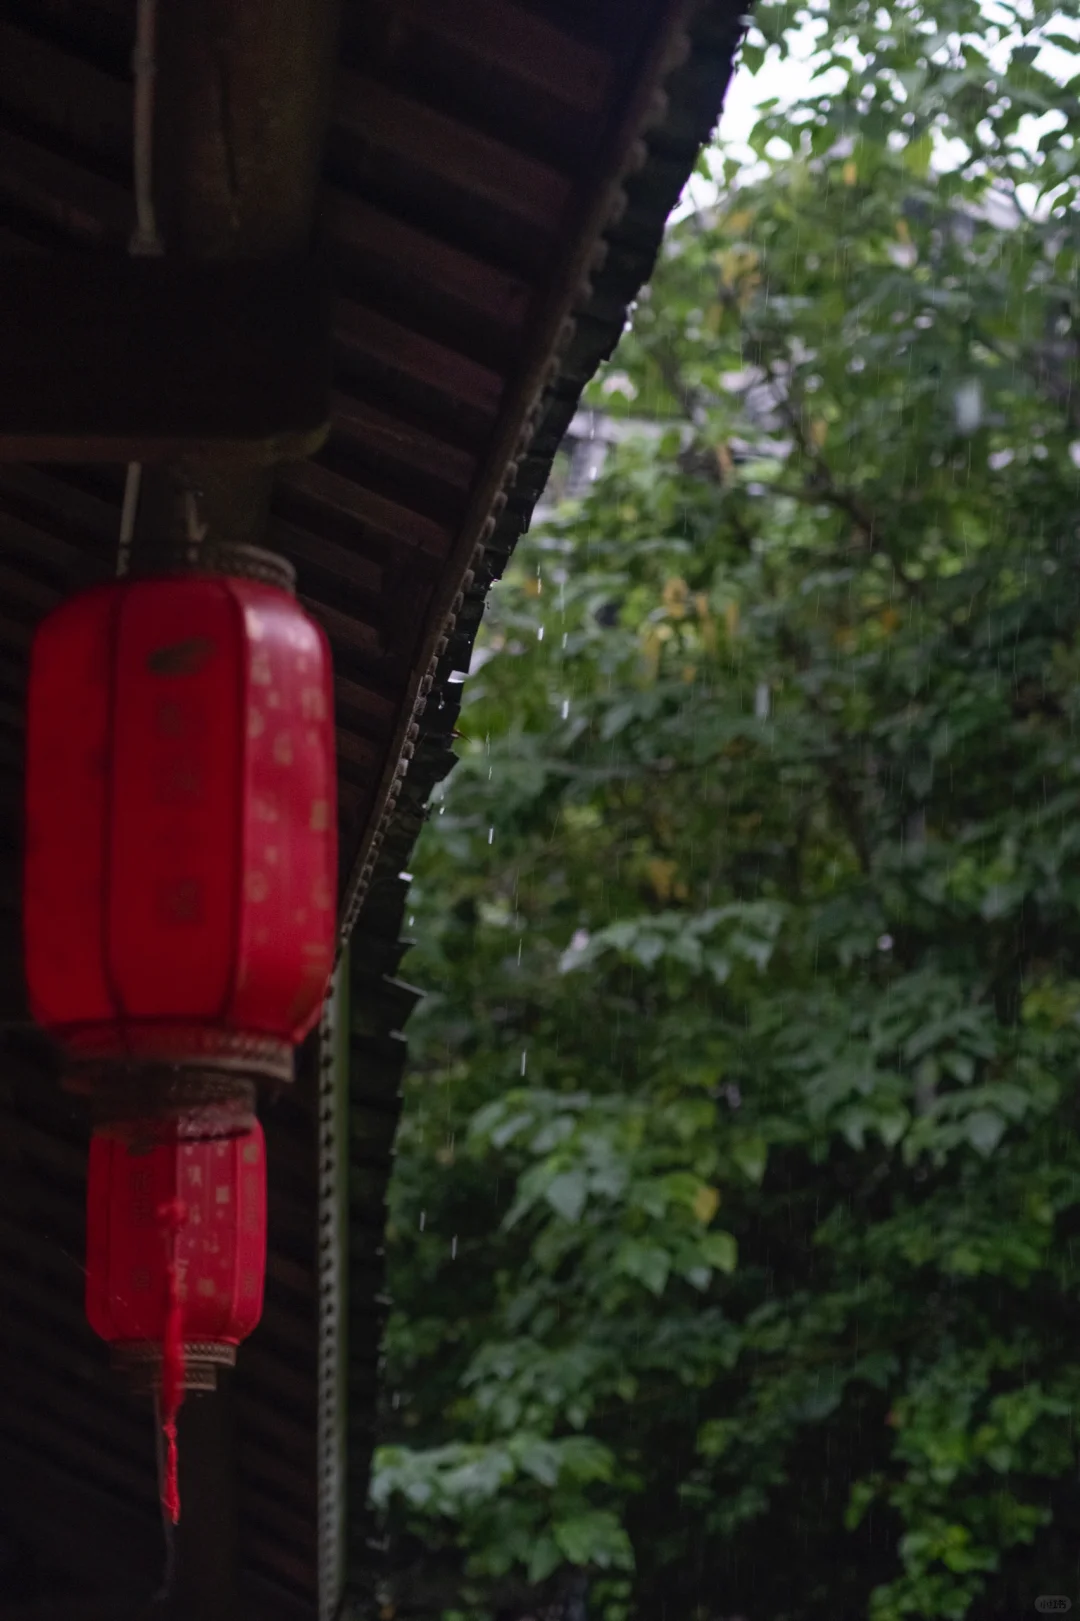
[
  {"left": 312, "top": 875, "right": 333, "bottom": 911},
  {"left": 310, "top": 798, "right": 330, "bottom": 832},
  {"left": 273, "top": 731, "right": 293, "bottom": 766},
  {"left": 215, "top": 1185, "right": 231, "bottom": 1205},
  {"left": 301, "top": 687, "right": 326, "bottom": 721},
  {"left": 245, "top": 610, "right": 264, "bottom": 641},
  {"left": 196, "top": 1278, "right": 217, "bottom": 1298},
  {"left": 250, "top": 649, "right": 272, "bottom": 687},
  {"left": 286, "top": 623, "right": 315, "bottom": 652},
  {"left": 245, "top": 871, "right": 270, "bottom": 904},
  {"left": 187, "top": 1165, "right": 203, "bottom": 1188},
  {"left": 242, "top": 1140, "right": 261, "bottom": 1166},
  {"left": 254, "top": 793, "right": 278, "bottom": 823},
  {"left": 248, "top": 709, "right": 265, "bottom": 740},
  {"left": 264, "top": 846, "right": 279, "bottom": 866}
]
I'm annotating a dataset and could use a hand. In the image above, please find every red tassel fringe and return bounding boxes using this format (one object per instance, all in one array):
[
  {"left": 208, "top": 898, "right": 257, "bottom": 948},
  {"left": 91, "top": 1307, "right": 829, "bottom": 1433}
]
[{"left": 157, "top": 1197, "right": 188, "bottom": 1526}]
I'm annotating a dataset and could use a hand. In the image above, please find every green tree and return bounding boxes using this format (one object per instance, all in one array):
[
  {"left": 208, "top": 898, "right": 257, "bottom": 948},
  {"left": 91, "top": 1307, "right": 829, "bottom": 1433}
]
[{"left": 374, "top": 4, "right": 1080, "bottom": 1618}]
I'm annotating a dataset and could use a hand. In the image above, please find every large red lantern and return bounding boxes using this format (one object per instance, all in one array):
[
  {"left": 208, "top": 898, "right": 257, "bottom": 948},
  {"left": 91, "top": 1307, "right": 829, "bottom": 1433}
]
[
  {"left": 24, "top": 562, "right": 337, "bottom": 1116},
  {"left": 86, "top": 1121, "right": 268, "bottom": 1521},
  {"left": 25, "top": 551, "right": 335, "bottom": 1522}
]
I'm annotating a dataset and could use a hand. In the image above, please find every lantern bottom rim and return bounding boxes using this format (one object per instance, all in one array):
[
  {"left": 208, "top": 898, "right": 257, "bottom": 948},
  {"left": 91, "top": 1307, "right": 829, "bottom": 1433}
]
[
  {"left": 68, "top": 1064, "right": 262, "bottom": 1140},
  {"left": 112, "top": 1339, "right": 237, "bottom": 1395},
  {"left": 61, "top": 1023, "right": 293, "bottom": 1084}
]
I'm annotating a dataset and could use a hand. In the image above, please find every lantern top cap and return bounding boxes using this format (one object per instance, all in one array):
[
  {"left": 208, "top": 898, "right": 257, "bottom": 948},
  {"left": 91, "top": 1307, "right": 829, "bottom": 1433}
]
[{"left": 128, "top": 541, "right": 296, "bottom": 595}]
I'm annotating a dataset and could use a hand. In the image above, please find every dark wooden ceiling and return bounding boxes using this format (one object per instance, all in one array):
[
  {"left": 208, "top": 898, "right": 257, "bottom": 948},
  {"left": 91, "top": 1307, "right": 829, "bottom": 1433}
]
[{"left": 0, "top": 0, "right": 743, "bottom": 1614}]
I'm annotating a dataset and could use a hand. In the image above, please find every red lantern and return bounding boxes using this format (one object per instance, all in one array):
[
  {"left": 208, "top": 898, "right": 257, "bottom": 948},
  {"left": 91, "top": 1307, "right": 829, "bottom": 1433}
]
[
  {"left": 24, "top": 570, "right": 337, "bottom": 1088},
  {"left": 86, "top": 1121, "right": 267, "bottom": 1521}
]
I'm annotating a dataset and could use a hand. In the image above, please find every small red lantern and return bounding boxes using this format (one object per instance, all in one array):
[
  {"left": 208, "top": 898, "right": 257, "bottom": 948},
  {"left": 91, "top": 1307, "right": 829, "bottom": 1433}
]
[
  {"left": 24, "top": 566, "right": 337, "bottom": 1096},
  {"left": 86, "top": 1121, "right": 267, "bottom": 1521}
]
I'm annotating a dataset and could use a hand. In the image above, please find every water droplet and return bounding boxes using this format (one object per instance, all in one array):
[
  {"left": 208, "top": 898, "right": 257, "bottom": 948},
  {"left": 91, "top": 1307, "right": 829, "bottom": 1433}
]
[
  {"left": 488, "top": 826, "right": 494, "bottom": 844},
  {"left": 521, "top": 1050, "right": 528, "bottom": 1076},
  {"left": 419, "top": 1210, "right": 426, "bottom": 1231},
  {"left": 561, "top": 699, "right": 570, "bottom": 719},
  {"left": 537, "top": 626, "right": 545, "bottom": 641},
  {"left": 451, "top": 1235, "right": 458, "bottom": 1260}
]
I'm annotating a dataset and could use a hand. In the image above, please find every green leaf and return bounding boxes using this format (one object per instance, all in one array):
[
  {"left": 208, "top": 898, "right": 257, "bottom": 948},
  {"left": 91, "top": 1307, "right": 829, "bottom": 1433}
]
[
  {"left": 545, "top": 1169, "right": 588, "bottom": 1223},
  {"left": 699, "top": 1231, "right": 738, "bottom": 1274}
]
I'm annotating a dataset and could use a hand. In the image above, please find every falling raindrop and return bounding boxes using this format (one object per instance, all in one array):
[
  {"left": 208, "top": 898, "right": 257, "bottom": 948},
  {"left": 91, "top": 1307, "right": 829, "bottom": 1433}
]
[
  {"left": 451, "top": 1236, "right": 458, "bottom": 1260},
  {"left": 521, "top": 1050, "right": 528, "bottom": 1076},
  {"left": 419, "top": 1210, "right": 426, "bottom": 1231},
  {"left": 488, "top": 826, "right": 494, "bottom": 844},
  {"left": 561, "top": 699, "right": 570, "bottom": 719},
  {"left": 538, "top": 625, "right": 545, "bottom": 641}
]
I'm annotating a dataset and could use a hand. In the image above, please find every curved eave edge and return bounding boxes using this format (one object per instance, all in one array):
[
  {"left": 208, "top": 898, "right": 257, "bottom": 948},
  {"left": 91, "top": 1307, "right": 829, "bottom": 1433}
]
[{"left": 335, "top": 0, "right": 747, "bottom": 1608}]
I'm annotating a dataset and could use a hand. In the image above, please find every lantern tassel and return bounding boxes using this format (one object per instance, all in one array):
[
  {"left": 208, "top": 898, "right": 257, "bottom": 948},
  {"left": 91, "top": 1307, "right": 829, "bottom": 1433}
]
[{"left": 157, "top": 1198, "right": 188, "bottom": 1526}]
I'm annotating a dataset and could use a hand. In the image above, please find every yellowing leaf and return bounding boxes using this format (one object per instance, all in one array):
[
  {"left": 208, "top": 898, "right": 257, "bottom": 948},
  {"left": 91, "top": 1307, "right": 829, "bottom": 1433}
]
[
  {"left": 662, "top": 576, "right": 689, "bottom": 618},
  {"left": 646, "top": 857, "right": 678, "bottom": 901},
  {"left": 693, "top": 1185, "right": 721, "bottom": 1225},
  {"left": 726, "top": 208, "right": 754, "bottom": 235},
  {"left": 880, "top": 607, "right": 900, "bottom": 633},
  {"left": 843, "top": 160, "right": 858, "bottom": 186},
  {"left": 809, "top": 419, "right": 828, "bottom": 449},
  {"left": 715, "top": 442, "right": 734, "bottom": 481},
  {"left": 641, "top": 628, "right": 662, "bottom": 679},
  {"left": 724, "top": 600, "right": 740, "bottom": 638},
  {"left": 896, "top": 218, "right": 911, "bottom": 243}
]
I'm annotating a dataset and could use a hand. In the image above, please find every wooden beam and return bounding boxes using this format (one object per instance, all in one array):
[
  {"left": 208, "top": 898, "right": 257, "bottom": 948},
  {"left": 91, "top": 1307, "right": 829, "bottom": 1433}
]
[
  {"left": 0, "top": 257, "right": 330, "bottom": 464},
  {"left": 390, "top": 0, "right": 611, "bottom": 112},
  {"left": 0, "top": 1435, "right": 161, "bottom": 1599},
  {"left": 334, "top": 73, "right": 571, "bottom": 231}
]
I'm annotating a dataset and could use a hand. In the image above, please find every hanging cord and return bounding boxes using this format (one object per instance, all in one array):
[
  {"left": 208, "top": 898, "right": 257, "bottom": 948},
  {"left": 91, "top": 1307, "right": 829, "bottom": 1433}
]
[
  {"left": 156, "top": 1195, "right": 188, "bottom": 1526},
  {"left": 118, "top": 0, "right": 163, "bottom": 578},
  {"left": 130, "top": 0, "right": 162, "bottom": 259}
]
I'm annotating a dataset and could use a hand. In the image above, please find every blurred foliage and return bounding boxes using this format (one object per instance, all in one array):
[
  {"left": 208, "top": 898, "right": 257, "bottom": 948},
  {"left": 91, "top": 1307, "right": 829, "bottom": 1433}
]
[{"left": 372, "top": 2, "right": 1080, "bottom": 1617}]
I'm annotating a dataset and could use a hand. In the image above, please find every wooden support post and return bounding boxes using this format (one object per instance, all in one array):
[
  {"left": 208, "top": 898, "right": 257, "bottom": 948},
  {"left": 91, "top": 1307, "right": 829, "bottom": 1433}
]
[
  {"left": 171, "top": 1373, "right": 241, "bottom": 1621},
  {"left": 129, "top": 0, "right": 342, "bottom": 569},
  {"left": 123, "top": 3, "right": 343, "bottom": 1616}
]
